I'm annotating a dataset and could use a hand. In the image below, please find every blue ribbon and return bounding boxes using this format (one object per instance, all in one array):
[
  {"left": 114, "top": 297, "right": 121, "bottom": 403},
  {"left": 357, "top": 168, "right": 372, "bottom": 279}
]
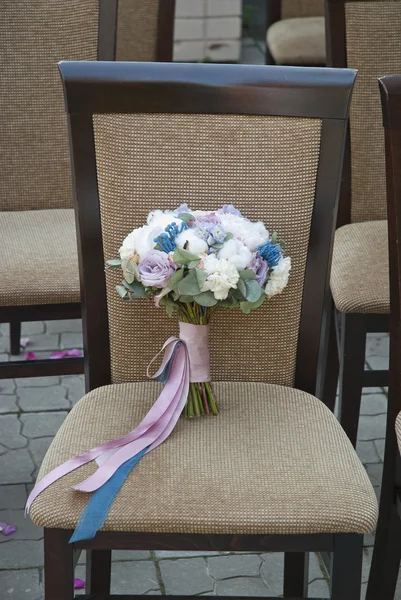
[{"left": 69, "top": 446, "right": 149, "bottom": 543}]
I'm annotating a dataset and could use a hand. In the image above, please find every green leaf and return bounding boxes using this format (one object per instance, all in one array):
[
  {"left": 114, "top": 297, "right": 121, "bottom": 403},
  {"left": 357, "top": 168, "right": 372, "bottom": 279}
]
[
  {"left": 193, "top": 291, "right": 218, "bottom": 307},
  {"left": 195, "top": 268, "right": 207, "bottom": 288},
  {"left": 211, "top": 242, "right": 224, "bottom": 250},
  {"left": 177, "top": 270, "right": 201, "bottom": 295},
  {"left": 188, "top": 259, "right": 201, "bottom": 269},
  {"left": 179, "top": 295, "right": 195, "bottom": 303},
  {"left": 106, "top": 259, "right": 122, "bottom": 267},
  {"left": 116, "top": 285, "right": 128, "bottom": 299},
  {"left": 224, "top": 232, "right": 234, "bottom": 242},
  {"left": 177, "top": 212, "right": 195, "bottom": 224},
  {"left": 240, "top": 293, "right": 266, "bottom": 314},
  {"left": 271, "top": 232, "right": 277, "bottom": 244},
  {"left": 173, "top": 247, "right": 200, "bottom": 265},
  {"left": 122, "top": 279, "right": 147, "bottom": 297},
  {"left": 239, "top": 269, "right": 256, "bottom": 280},
  {"left": 168, "top": 268, "right": 185, "bottom": 290},
  {"left": 236, "top": 279, "right": 247, "bottom": 298},
  {"left": 245, "top": 279, "right": 262, "bottom": 302}
]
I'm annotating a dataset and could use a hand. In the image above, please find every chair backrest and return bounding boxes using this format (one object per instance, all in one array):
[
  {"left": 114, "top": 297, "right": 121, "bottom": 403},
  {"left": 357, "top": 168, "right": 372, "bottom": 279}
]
[
  {"left": 59, "top": 61, "right": 355, "bottom": 396},
  {"left": 379, "top": 75, "right": 401, "bottom": 436},
  {"left": 326, "top": 0, "right": 401, "bottom": 224},
  {"left": 0, "top": 0, "right": 175, "bottom": 212},
  {"left": 282, "top": 0, "right": 325, "bottom": 18}
]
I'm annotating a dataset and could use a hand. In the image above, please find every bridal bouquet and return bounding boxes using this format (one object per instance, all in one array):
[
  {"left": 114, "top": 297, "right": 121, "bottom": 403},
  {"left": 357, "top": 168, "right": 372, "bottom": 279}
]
[{"left": 108, "top": 204, "right": 291, "bottom": 417}]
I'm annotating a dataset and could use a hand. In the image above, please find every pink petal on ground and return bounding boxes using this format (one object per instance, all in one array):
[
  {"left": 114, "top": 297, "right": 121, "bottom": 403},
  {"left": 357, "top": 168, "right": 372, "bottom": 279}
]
[
  {"left": 65, "top": 349, "right": 82, "bottom": 357},
  {"left": 20, "top": 337, "right": 30, "bottom": 349},
  {"left": 50, "top": 351, "right": 66, "bottom": 359},
  {"left": 74, "top": 578, "right": 85, "bottom": 589},
  {"left": 0, "top": 522, "right": 17, "bottom": 536},
  {"left": 24, "top": 352, "right": 37, "bottom": 360}
]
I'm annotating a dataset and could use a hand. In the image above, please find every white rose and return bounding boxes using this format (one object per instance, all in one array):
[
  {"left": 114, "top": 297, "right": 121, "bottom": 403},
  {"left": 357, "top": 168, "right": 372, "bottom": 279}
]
[
  {"left": 119, "top": 225, "right": 155, "bottom": 261},
  {"left": 265, "top": 257, "right": 291, "bottom": 298},
  {"left": 218, "top": 214, "right": 269, "bottom": 251},
  {"left": 217, "top": 239, "right": 252, "bottom": 270},
  {"left": 175, "top": 229, "right": 209, "bottom": 255},
  {"left": 201, "top": 255, "right": 240, "bottom": 300}
]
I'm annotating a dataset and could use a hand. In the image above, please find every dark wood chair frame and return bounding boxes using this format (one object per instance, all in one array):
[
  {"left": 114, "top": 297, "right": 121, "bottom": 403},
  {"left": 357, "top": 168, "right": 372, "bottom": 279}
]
[
  {"left": 365, "top": 75, "right": 401, "bottom": 600},
  {"left": 319, "top": 0, "right": 390, "bottom": 447},
  {"left": 40, "top": 60, "right": 363, "bottom": 600},
  {"left": 0, "top": 0, "right": 175, "bottom": 380}
]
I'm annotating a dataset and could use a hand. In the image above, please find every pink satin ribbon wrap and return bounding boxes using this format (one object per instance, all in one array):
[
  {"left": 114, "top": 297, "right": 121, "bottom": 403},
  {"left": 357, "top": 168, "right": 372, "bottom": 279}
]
[{"left": 25, "top": 324, "right": 210, "bottom": 514}]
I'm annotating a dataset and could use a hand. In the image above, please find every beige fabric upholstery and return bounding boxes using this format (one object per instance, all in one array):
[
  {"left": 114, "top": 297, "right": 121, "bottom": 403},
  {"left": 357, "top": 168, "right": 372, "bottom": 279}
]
[
  {"left": 267, "top": 17, "right": 325, "bottom": 65},
  {"left": 330, "top": 220, "right": 389, "bottom": 314},
  {"left": 345, "top": 2, "right": 401, "bottom": 223},
  {"left": 0, "top": 209, "right": 80, "bottom": 307},
  {"left": 282, "top": 0, "right": 324, "bottom": 19},
  {"left": 0, "top": 0, "right": 99, "bottom": 212},
  {"left": 93, "top": 114, "right": 322, "bottom": 386},
  {"left": 30, "top": 381, "right": 378, "bottom": 534},
  {"left": 116, "top": 0, "right": 159, "bottom": 61}
]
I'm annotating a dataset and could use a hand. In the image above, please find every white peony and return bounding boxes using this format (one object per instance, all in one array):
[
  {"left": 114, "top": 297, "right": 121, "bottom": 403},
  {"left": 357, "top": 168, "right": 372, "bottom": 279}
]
[
  {"left": 201, "top": 255, "right": 240, "bottom": 300},
  {"left": 217, "top": 239, "right": 252, "bottom": 271},
  {"left": 218, "top": 214, "right": 269, "bottom": 251},
  {"left": 265, "top": 257, "right": 291, "bottom": 298},
  {"left": 119, "top": 225, "right": 155, "bottom": 261},
  {"left": 175, "top": 229, "right": 209, "bottom": 255}
]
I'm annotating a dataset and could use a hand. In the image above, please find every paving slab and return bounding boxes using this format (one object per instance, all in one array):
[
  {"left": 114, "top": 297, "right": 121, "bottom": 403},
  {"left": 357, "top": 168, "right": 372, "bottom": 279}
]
[
  {"left": 0, "top": 449, "right": 35, "bottom": 484},
  {"left": 17, "top": 387, "right": 69, "bottom": 412},
  {"left": 17, "top": 377, "right": 60, "bottom": 388},
  {"left": 20, "top": 412, "right": 67, "bottom": 438},
  {"left": 0, "top": 379, "right": 16, "bottom": 394},
  {"left": 0, "top": 416, "right": 27, "bottom": 449},
  {"left": 0, "top": 568, "right": 42, "bottom": 599},
  {"left": 0, "top": 485, "right": 27, "bottom": 510},
  {"left": 28, "top": 438, "right": 53, "bottom": 469},
  {"left": 0, "top": 539, "right": 44, "bottom": 569},
  {"left": 0, "top": 510, "right": 42, "bottom": 542},
  {"left": 45, "top": 320, "right": 82, "bottom": 334},
  {"left": 60, "top": 332, "right": 83, "bottom": 349},
  {"left": 159, "top": 558, "right": 214, "bottom": 595},
  {"left": 0, "top": 396, "right": 19, "bottom": 414},
  {"left": 207, "top": 554, "right": 261, "bottom": 579}
]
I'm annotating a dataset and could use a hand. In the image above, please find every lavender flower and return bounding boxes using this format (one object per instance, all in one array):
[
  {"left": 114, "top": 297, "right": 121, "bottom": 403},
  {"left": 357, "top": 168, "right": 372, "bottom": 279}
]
[
  {"left": 219, "top": 204, "right": 243, "bottom": 217},
  {"left": 138, "top": 250, "right": 176, "bottom": 288},
  {"left": 249, "top": 251, "right": 269, "bottom": 285},
  {"left": 207, "top": 224, "right": 226, "bottom": 245},
  {"left": 174, "top": 203, "right": 191, "bottom": 216}
]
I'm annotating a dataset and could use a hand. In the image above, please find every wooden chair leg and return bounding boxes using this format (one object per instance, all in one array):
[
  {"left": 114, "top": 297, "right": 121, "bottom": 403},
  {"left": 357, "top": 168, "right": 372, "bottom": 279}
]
[
  {"left": 283, "top": 552, "right": 309, "bottom": 597},
  {"left": 44, "top": 528, "right": 74, "bottom": 600},
  {"left": 10, "top": 321, "right": 21, "bottom": 355},
  {"left": 337, "top": 312, "right": 367, "bottom": 447},
  {"left": 85, "top": 549, "right": 112, "bottom": 596},
  {"left": 331, "top": 533, "right": 363, "bottom": 599}
]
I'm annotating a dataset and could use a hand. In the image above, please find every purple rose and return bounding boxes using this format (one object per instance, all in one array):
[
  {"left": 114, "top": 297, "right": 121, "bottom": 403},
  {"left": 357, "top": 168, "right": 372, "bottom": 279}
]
[
  {"left": 249, "top": 251, "right": 269, "bottom": 285},
  {"left": 138, "top": 250, "right": 176, "bottom": 288}
]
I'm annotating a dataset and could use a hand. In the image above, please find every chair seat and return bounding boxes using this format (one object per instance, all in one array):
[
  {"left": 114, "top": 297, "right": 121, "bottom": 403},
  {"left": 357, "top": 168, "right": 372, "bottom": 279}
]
[
  {"left": 331, "top": 220, "right": 389, "bottom": 314},
  {"left": 266, "top": 17, "right": 326, "bottom": 65},
  {"left": 30, "top": 381, "right": 377, "bottom": 535},
  {"left": 0, "top": 208, "right": 80, "bottom": 307}
]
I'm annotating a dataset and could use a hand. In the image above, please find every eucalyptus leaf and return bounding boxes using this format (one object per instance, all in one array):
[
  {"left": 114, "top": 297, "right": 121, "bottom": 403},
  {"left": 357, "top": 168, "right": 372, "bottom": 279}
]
[
  {"left": 236, "top": 279, "right": 247, "bottom": 298},
  {"left": 106, "top": 259, "right": 122, "bottom": 267},
  {"left": 188, "top": 259, "right": 200, "bottom": 269},
  {"left": 122, "top": 279, "right": 147, "bottom": 297},
  {"left": 116, "top": 285, "right": 128, "bottom": 299},
  {"left": 173, "top": 247, "right": 200, "bottom": 265},
  {"left": 240, "top": 293, "right": 266, "bottom": 314},
  {"left": 239, "top": 269, "right": 256, "bottom": 280},
  {"left": 212, "top": 243, "right": 224, "bottom": 250},
  {"left": 178, "top": 270, "right": 201, "bottom": 295},
  {"left": 177, "top": 212, "right": 195, "bottom": 224},
  {"left": 245, "top": 279, "right": 262, "bottom": 302},
  {"left": 195, "top": 268, "right": 207, "bottom": 288},
  {"left": 193, "top": 291, "right": 218, "bottom": 307},
  {"left": 179, "top": 295, "right": 195, "bottom": 303},
  {"left": 168, "top": 268, "right": 185, "bottom": 290},
  {"left": 224, "top": 232, "right": 234, "bottom": 242},
  {"left": 271, "top": 232, "right": 277, "bottom": 244}
]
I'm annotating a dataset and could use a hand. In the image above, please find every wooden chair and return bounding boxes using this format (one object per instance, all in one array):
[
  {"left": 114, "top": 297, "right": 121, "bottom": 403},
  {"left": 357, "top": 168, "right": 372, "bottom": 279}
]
[
  {"left": 266, "top": 0, "right": 325, "bottom": 66},
  {"left": 28, "top": 61, "right": 378, "bottom": 600},
  {"left": 365, "top": 74, "right": 401, "bottom": 600},
  {"left": 321, "top": 0, "right": 401, "bottom": 447},
  {"left": 0, "top": 0, "right": 175, "bottom": 380}
]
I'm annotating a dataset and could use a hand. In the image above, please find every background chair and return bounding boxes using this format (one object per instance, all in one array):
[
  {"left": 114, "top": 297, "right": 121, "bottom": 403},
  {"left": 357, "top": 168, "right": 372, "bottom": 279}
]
[
  {"left": 321, "top": 0, "right": 401, "bottom": 447},
  {"left": 0, "top": 0, "right": 175, "bottom": 380},
  {"left": 366, "top": 74, "right": 401, "bottom": 600},
  {"left": 266, "top": 0, "right": 325, "bottom": 66},
  {"left": 28, "top": 61, "right": 377, "bottom": 600}
]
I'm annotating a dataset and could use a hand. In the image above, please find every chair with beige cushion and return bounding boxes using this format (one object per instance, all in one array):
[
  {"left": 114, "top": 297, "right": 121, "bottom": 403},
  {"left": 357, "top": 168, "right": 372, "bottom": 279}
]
[
  {"left": 28, "top": 61, "right": 377, "bottom": 599},
  {"left": 0, "top": 0, "right": 175, "bottom": 380},
  {"left": 266, "top": 0, "right": 325, "bottom": 65},
  {"left": 321, "top": 0, "right": 401, "bottom": 447}
]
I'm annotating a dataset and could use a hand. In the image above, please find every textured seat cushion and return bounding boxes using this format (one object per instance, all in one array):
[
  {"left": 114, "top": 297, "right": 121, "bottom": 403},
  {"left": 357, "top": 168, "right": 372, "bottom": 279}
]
[
  {"left": 266, "top": 17, "right": 326, "bottom": 65},
  {"left": 331, "top": 220, "right": 389, "bottom": 314},
  {"left": 30, "top": 381, "right": 377, "bottom": 535},
  {"left": 0, "top": 208, "right": 80, "bottom": 307}
]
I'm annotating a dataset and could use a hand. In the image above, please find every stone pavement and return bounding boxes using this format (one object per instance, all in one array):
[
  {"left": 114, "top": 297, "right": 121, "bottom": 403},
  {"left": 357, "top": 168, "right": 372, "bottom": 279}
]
[{"left": 0, "top": 319, "right": 394, "bottom": 599}]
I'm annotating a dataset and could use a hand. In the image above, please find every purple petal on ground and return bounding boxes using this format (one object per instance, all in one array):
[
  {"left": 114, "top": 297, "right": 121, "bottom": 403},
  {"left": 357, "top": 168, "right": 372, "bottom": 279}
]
[
  {"left": 20, "top": 337, "right": 30, "bottom": 349},
  {"left": 50, "top": 351, "right": 66, "bottom": 360},
  {"left": 74, "top": 578, "right": 85, "bottom": 589},
  {"left": 0, "top": 522, "right": 17, "bottom": 536},
  {"left": 24, "top": 352, "right": 37, "bottom": 360},
  {"left": 65, "top": 349, "right": 82, "bottom": 357}
]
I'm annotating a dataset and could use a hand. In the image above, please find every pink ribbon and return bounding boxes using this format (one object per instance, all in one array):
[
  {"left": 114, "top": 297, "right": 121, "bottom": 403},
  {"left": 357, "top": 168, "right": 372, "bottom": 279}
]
[{"left": 179, "top": 322, "right": 211, "bottom": 382}]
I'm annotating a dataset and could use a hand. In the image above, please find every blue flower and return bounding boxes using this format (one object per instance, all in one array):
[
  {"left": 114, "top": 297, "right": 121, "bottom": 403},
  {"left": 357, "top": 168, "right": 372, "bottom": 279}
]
[
  {"left": 154, "top": 221, "right": 188, "bottom": 253},
  {"left": 258, "top": 241, "right": 282, "bottom": 268}
]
